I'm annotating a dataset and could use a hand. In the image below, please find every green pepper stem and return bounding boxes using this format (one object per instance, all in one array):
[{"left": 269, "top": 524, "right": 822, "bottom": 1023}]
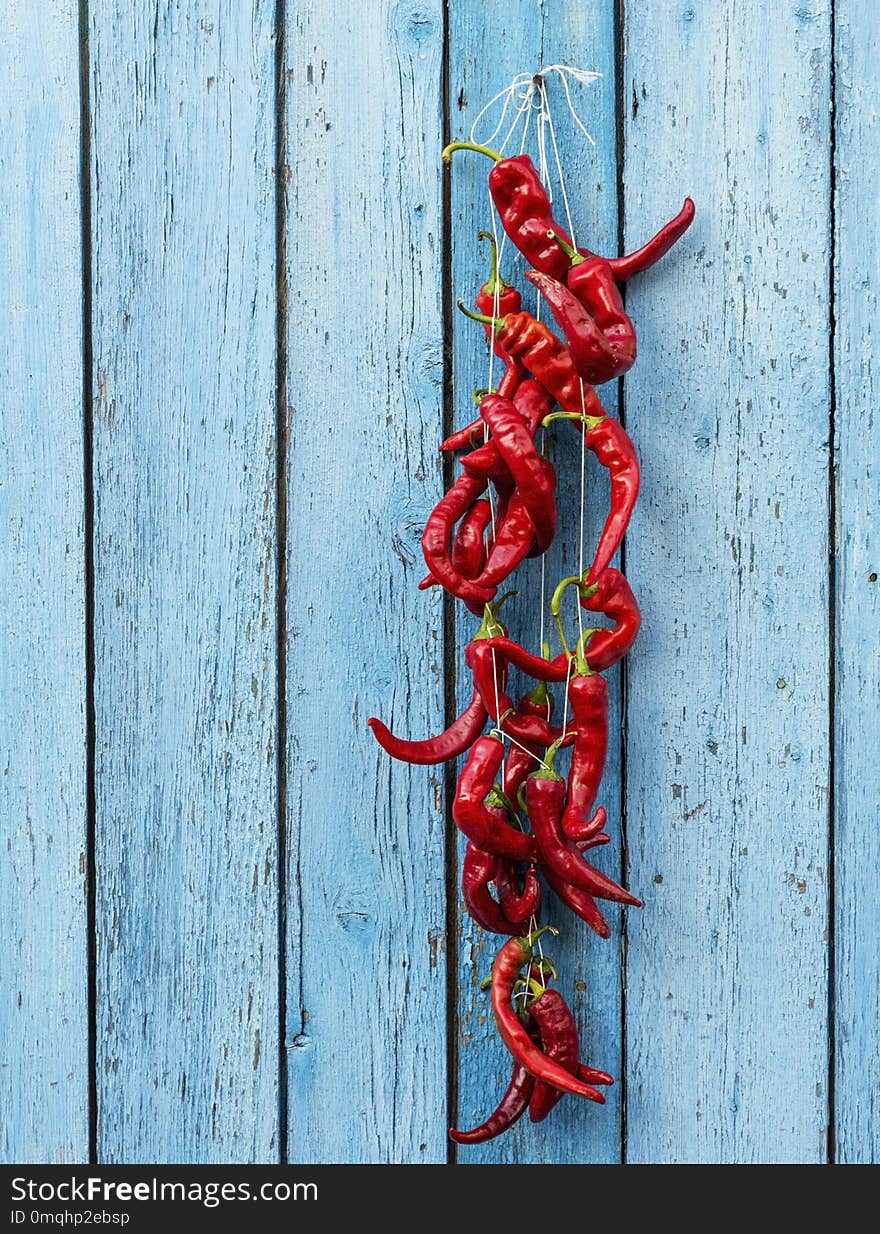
[
  {"left": 516, "top": 781, "right": 528, "bottom": 816},
  {"left": 542, "top": 410, "right": 606, "bottom": 431},
  {"left": 473, "top": 593, "right": 516, "bottom": 641},
  {"left": 525, "top": 676, "right": 550, "bottom": 709},
  {"left": 523, "top": 925, "right": 558, "bottom": 953},
  {"left": 478, "top": 229, "right": 508, "bottom": 297},
  {"left": 550, "top": 574, "right": 583, "bottom": 659},
  {"left": 457, "top": 300, "right": 503, "bottom": 328},
  {"left": 442, "top": 140, "right": 503, "bottom": 164},
  {"left": 573, "top": 626, "right": 602, "bottom": 677},
  {"left": 547, "top": 228, "right": 585, "bottom": 266},
  {"left": 471, "top": 385, "right": 496, "bottom": 405},
  {"left": 535, "top": 737, "right": 564, "bottom": 779}
]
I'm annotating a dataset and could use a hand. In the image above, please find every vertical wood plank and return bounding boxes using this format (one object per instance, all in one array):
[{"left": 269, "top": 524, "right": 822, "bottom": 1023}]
[
  {"left": 623, "top": 1, "right": 832, "bottom": 1162},
  {"left": 284, "top": 2, "right": 449, "bottom": 1163},
  {"left": 449, "top": 1, "right": 623, "bottom": 1162},
  {"left": 833, "top": 0, "right": 880, "bottom": 1165},
  {"left": 0, "top": 1, "right": 88, "bottom": 1164},
  {"left": 90, "top": 2, "right": 279, "bottom": 1162}
]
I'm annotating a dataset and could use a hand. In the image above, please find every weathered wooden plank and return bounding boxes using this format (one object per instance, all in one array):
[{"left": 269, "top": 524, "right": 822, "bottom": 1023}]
[
  {"left": 90, "top": 2, "right": 279, "bottom": 1162},
  {"left": 623, "top": 2, "right": 832, "bottom": 1162},
  {"left": 833, "top": 0, "right": 880, "bottom": 1165},
  {"left": 449, "top": 1, "right": 624, "bottom": 1163},
  {"left": 0, "top": 0, "right": 89, "bottom": 1165},
  {"left": 284, "top": 2, "right": 448, "bottom": 1163}
]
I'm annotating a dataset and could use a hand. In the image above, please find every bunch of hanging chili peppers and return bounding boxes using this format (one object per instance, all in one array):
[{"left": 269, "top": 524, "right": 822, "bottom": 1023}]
[{"left": 369, "top": 137, "right": 694, "bottom": 1144}]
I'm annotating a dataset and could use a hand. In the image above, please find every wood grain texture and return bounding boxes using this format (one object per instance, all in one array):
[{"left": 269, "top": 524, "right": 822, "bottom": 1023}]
[
  {"left": 283, "top": 1, "right": 449, "bottom": 1163},
  {"left": 622, "top": 1, "right": 832, "bottom": 1163},
  {"left": 90, "top": 2, "right": 280, "bottom": 1162},
  {"left": 0, "top": 0, "right": 88, "bottom": 1164},
  {"left": 833, "top": 0, "right": 880, "bottom": 1165},
  {"left": 448, "top": 0, "right": 625, "bottom": 1163}
]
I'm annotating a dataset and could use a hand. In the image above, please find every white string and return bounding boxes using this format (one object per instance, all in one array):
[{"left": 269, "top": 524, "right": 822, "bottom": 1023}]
[
  {"left": 541, "top": 65, "right": 599, "bottom": 148},
  {"left": 493, "top": 725, "right": 550, "bottom": 770},
  {"left": 539, "top": 75, "right": 577, "bottom": 250}
]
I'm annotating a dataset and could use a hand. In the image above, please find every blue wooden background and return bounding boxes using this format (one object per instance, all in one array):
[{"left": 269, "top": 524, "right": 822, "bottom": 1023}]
[{"left": 1, "top": 0, "right": 876, "bottom": 1165}]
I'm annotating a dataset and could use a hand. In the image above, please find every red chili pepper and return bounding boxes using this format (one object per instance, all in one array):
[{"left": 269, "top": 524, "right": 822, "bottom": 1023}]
[
  {"left": 494, "top": 860, "right": 541, "bottom": 924},
  {"left": 528, "top": 987, "right": 583, "bottom": 1122},
  {"left": 478, "top": 394, "right": 557, "bottom": 552},
  {"left": 452, "top": 498, "right": 493, "bottom": 580},
  {"left": 443, "top": 142, "right": 692, "bottom": 281},
  {"left": 419, "top": 496, "right": 493, "bottom": 591},
  {"left": 462, "top": 843, "right": 534, "bottom": 934},
  {"left": 449, "top": 1058, "right": 535, "bottom": 1144},
  {"left": 500, "top": 741, "right": 541, "bottom": 805},
  {"left": 441, "top": 146, "right": 574, "bottom": 279},
  {"left": 502, "top": 710, "right": 569, "bottom": 748},
  {"left": 462, "top": 380, "right": 553, "bottom": 480},
  {"left": 465, "top": 639, "right": 513, "bottom": 721},
  {"left": 421, "top": 471, "right": 495, "bottom": 606},
  {"left": 489, "top": 931, "right": 605, "bottom": 1103},
  {"left": 453, "top": 736, "right": 536, "bottom": 861},
  {"left": 471, "top": 493, "right": 537, "bottom": 592},
  {"left": 541, "top": 863, "right": 611, "bottom": 939},
  {"left": 476, "top": 230, "right": 522, "bottom": 357},
  {"left": 546, "top": 414, "right": 640, "bottom": 582},
  {"left": 582, "top": 567, "right": 642, "bottom": 672},
  {"left": 526, "top": 265, "right": 635, "bottom": 386},
  {"left": 607, "top": 197, "right": 695, "bottom": 282},
  {"left": 526, "top": 745, "right": 640, "bottom": 906},
  {"left": 461, "top": 304, "right": 605, "bottom": 420},
  {"left": 479, "top": 636, "right": 570, "bottom": 683},
  {"left": 560, "top": 672, "right": 609, "bottom": 841},
  {"left": 443, "top": 140, "right": 693, "bottom": 282},
  {"left": 367, "top": 687, "right": 487, "bottom": 766}
]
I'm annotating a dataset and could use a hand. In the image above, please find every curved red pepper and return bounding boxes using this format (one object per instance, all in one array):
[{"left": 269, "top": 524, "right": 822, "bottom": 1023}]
[
  {"left": 368, "top": 687, "right": 487, "bottom": 766},
  {"left": 471, "top": 493, "right": 537, "bottom": 592},
  {"left": 421, "top": 471, "right": 495, "bottom": 606},
  {"left": 529, "top": 988, "right": 582, "bottom": 1122},
  {"left": 462, "top": 844, "right": 532, "bottom": 934},
  {"left": 442, "top": 142, "right": 693, "bottom": 283},
  {"left": 490, "top": 933, "right": 605, "bottom": 1103},
  {"left": 542, "top": 862, "right": 611, "bottom": 939},
  {"left": 462, "top": 380, "right": 553, "bottom": 480},
  {"left": 494, "top": 860, "right": 541, "bottom": 924},
  {"left": 479, "top": 393, "right": 557, "bottom": 552},
  {"left": 419, "top": 497, "right": 493, "bottom": 592},
  {"left": 453, "top": 736, "right": 536, "bottom": 861},
  {"left": 475, "top": 229, "right": 522, "bottom": 364},
  {"left": 526, "top": 754, "right": 640, "bottom": 906},
  {"left": 527, "top": 266, "right": 635, "bottom": 386},
  {"left": 449, "top": 1058, "right": 535, "bottom": 1144},
  {"left": 582, "top": 567, "right": 642, "bottom": 672},
  {"left": 465, "top": 639, "right": 513, "bottom": 721},
  {"left": 560, "top": 673, "right": 609, "bottom": 840},
  {"left": 479, "top": 636, "right": 570, "bottom": 683},
  {"left": 452, "top": 498, "right": 493, "bottom": 580},
  {"left": 497, "top": 312, "right": 605, "bottom": 418},
  {"left": 577, "top": 416, "right": 640, "bottom": 582},
  {"left": 609, "top": 197, "right": 695, "bottom": 282}
]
